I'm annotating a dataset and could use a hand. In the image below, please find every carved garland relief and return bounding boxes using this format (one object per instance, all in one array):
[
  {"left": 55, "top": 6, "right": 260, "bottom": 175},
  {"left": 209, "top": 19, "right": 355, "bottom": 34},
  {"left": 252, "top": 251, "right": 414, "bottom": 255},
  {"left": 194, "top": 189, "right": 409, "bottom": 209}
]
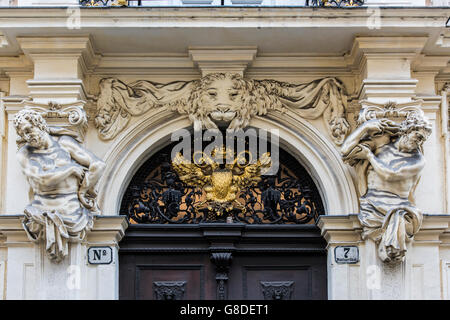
[{"left": 94, "top": 73, "right": 350, "bottom": 145}]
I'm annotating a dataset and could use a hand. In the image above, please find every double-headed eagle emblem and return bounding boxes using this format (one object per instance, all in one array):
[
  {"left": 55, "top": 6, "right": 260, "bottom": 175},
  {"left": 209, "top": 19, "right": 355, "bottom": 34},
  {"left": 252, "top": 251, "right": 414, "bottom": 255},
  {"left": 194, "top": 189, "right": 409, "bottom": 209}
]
[{"left": 172, "top": 146, "right": 271, "bottom": 217}]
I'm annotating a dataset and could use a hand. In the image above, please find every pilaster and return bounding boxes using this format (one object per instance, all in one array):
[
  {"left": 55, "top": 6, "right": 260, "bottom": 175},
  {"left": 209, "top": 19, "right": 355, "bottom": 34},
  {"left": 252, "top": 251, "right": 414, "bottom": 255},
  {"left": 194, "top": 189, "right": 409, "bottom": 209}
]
[
  {"left": 0, "top": 215, "right": 128, "bottom": 300},
  {"left": 317, "top": 215, "right": 363, "bottom": 300},
  {"left": 16, "top": 36, "right": 100, "bottom": 104},
  {"left": 349, "top": 37, "right": 428, "bottom": 103},
  {"left": 413, "top": 95, "right": 447, "bottom": 214},
  {"left": 442, "top": 85, "right": 450, "bottom": 214},
  {"left": 2, "top": 96, "right": 30, "bottom": 215},
  {"left": 319, "top": 214, "right": 450, "bottom": 300}
]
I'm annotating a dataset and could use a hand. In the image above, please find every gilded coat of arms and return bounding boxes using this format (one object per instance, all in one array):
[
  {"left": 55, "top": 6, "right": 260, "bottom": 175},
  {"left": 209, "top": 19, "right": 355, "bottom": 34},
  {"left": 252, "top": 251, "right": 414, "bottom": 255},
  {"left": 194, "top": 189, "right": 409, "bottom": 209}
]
[{"left": 172, "top": 146, "right": 271, "bottom": 218}]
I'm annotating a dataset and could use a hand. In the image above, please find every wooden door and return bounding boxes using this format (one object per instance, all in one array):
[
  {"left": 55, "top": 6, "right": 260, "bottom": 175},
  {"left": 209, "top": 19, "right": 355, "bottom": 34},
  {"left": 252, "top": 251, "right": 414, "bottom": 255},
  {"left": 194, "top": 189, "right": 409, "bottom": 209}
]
[{"left": 119, "top": 224, "right": 327, "bottom": 300}]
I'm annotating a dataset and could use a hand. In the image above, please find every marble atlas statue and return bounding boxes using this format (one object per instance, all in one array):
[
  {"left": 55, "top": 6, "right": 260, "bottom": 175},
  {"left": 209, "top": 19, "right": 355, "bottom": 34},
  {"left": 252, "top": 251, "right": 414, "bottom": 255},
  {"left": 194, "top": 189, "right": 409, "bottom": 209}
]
[
  {"left": 341, "top": 102, "right": 432, "bottom": 263},
  {"left": 14, "top": 108, "right": 105, "bottom": 263}
]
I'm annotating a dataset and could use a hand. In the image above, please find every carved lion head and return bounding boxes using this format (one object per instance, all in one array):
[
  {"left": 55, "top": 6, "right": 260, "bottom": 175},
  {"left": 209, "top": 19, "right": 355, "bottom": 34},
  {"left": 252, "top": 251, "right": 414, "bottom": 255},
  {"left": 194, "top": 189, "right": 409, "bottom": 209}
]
[{"left": 187, "top": 73, "right": 254, "bottom": 131}]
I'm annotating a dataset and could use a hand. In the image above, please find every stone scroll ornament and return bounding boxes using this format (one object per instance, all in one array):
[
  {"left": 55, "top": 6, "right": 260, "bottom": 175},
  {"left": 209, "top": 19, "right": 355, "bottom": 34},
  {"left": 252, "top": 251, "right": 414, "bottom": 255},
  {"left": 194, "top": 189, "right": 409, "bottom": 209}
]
[
  {"left": 341, "top": 101, "right": 432, "bottom": 263},
  {"left": 94, "top": 73, "right": 350, "bottom": 145},
  {"left": 14, "top": 107, "right": 106, "bottom": 263}
]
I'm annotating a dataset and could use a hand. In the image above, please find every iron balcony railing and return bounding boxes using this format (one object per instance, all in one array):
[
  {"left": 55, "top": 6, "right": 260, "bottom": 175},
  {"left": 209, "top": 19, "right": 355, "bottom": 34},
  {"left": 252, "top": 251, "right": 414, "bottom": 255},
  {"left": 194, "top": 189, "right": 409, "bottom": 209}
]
[{"left": 79, "top": 0, "right": 365, "bottom": 7}]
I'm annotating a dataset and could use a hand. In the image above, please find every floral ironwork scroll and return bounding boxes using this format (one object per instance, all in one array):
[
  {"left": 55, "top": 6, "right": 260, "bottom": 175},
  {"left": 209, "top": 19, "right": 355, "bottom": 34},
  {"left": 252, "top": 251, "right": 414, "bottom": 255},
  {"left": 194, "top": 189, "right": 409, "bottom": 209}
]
[{"left": 121, "top": 143, "right": 324, "bottom": 225}]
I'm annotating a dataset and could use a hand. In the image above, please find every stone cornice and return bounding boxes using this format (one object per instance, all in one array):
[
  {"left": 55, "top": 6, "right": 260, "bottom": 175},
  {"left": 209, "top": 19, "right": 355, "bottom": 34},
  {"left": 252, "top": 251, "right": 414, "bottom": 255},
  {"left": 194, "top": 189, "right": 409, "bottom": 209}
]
[
  {"left": 0, "top": 55, "right": 33, "bottom": 75},
  {"left": 345, "top": 36, "right": 429, "bottom": 75},
  {"left": 0, "top": 214, "right": 129, "bottom": 247},
  {"left": 416, "top": 214, "right": 450, "bottom": 244},
  {"left": 317, "top": 214, "right": 363, "bottom": 247},
  {"left": 90, "top": 53, "right": 450, "bottom": 78},
  {"left": 87, "top": 215, "right": 129, "bottom": 246},
  {"left": 0, "top": 7, "right": 448, "bottom": 28},
  {"left": 16, "top": 36, "right": 101, "bottom": 75},
  {"left": 412, "top": 55, "right": 450, "bottom": 73}
]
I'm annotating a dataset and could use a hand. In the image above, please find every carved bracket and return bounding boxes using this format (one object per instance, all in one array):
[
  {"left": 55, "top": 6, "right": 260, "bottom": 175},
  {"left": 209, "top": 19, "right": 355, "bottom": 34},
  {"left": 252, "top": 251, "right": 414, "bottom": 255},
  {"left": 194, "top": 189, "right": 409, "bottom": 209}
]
[
  {"left": 210, "top": 252, "right": 233, "bottom": 300},
  {"left": 10, "top": 99, "right": 88, "bottom": 142},
  {"left": 357, "top": 100, "right": 425, "bottom": 124}
]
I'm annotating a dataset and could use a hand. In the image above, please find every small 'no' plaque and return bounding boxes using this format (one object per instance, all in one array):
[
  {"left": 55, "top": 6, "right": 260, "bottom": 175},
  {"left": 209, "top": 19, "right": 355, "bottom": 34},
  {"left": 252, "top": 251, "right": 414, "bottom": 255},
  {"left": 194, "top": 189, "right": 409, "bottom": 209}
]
[{"left": 88, "top": 246, "right": 113, "bottom": 265}]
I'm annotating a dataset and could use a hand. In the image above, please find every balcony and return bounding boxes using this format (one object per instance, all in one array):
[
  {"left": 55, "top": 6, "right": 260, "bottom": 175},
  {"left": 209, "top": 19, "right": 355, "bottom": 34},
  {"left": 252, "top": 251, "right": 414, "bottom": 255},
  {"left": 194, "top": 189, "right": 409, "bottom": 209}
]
[
  {"left": 77, "top": 0, "right": 364, "bottom": 7},
  {"left": 1, "top": 0, "right": 449, "bottom": 7}
]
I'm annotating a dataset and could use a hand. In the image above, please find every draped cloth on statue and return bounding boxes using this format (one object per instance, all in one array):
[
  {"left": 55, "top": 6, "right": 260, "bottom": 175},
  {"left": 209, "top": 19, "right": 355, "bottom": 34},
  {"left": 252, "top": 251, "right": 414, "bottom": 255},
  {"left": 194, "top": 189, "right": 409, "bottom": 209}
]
[
  {"left": 359, "top": 189, "right": 422, "bottom": 263},
  {"left": 22, "top": 193, "right": 94, "bottom": 263}
]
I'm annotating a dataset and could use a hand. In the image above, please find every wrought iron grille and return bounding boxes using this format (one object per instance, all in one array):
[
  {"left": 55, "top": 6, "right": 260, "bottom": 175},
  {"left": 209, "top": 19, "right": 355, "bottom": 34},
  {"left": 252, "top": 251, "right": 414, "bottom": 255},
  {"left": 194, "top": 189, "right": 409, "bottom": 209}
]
[
  {"left": 308, "top": 0, "right": 364, "bottom": 6},
  {"left": 120, "top": 142, "right": 325, "bottom": 224}
]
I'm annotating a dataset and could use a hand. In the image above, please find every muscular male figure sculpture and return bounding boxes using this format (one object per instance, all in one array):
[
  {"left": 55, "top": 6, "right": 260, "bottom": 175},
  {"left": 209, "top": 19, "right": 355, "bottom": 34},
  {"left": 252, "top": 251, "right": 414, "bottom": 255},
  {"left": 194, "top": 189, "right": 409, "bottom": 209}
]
[
  {"left": 342, "top": 114, "right": 432, "bottom": 263},
  {"left": 14, "top": 109, "right": 105, "bottom": 262}
]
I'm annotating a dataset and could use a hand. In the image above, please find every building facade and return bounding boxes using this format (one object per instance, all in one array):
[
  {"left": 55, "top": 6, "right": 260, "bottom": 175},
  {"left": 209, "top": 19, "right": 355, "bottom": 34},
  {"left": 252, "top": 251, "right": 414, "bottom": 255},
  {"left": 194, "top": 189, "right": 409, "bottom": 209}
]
[{"left": 0, "top": 0, "right": 449, "bottom": 300}]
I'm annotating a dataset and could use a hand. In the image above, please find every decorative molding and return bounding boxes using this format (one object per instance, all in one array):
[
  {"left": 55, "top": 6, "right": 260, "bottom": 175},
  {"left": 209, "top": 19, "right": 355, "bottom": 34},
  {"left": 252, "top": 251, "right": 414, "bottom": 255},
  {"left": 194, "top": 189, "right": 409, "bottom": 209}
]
[
  {"left": 135, "top": 264, "right": 205, "bottom": 300},
  {"left": 436, "top": 30, "right": 450, "bottom": 48},
  {"left": 87, "top": 216, "right": 128, "bottom": 245},
  {"left": 0, "top": 32, "right": 8, "bottom": 48},
  {"left": 95, "top": 73, "right": 349, "bottom": 145},
  {"left": 4, "top": 98, "right": 88, "bottom": 141},
  {"left": 357, "top": 100, "right": 425, "bottom": 124},
  {"left": 317, "top": 214, "right": 362, "bottom": 246},
  {"left": 189, "top": 47, "right": 257, "bottom": 76},
  {"left": 0, "top": 214, "right": 128, "bottom": 246},
  {"left": 0, "top": 55, "right": 33, "bottom": 75},
  {"left": 260, "top": 281, "right": 294, "bottom": 300},
  {"left": 411, "top": 55, "right": 450, "bottom": 73},
  {"left": 26, "top": 79, "right": 88, "bottom": 103},
  {"left": 16, "top": 36, "right": 100, "bottom": 75},
  {"left": 153, "top": 281, "right": 186, "bottom": 300},
  {"left": 210, "top": 252, "right": 232, "bottom": 300},
  {"left": 182, "top": 0, "right": 213, "bottom": 4},
  {"left": 441, "top": 260, "right": 450, "bottom": 300}
]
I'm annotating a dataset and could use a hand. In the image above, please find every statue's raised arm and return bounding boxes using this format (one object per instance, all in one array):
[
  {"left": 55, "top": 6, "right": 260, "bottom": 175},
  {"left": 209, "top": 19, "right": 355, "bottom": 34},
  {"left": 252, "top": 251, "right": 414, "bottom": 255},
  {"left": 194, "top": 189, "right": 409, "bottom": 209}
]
[{"left": 341, "top": 102, "right": 432, "bottom": 263}]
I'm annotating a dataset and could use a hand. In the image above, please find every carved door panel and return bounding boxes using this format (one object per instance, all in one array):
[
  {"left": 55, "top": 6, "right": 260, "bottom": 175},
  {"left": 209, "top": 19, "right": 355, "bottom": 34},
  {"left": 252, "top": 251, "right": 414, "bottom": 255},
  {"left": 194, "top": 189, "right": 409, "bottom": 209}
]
[
  {"left": 119, "top": 225, "right": 328, "bottom": 300},
  {"left": 120, "top": 253, "right": 217, "bottom": 300},
  {"left": 227, "top": 254, "right": 327, "bottom": 300}
]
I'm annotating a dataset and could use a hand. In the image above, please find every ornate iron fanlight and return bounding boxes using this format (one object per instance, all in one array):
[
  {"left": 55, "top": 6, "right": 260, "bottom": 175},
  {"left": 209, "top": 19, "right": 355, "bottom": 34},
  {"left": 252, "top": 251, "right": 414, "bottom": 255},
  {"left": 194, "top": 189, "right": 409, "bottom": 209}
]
[{"left": 121, "top": 141, "right": 324, "bottom": 224}]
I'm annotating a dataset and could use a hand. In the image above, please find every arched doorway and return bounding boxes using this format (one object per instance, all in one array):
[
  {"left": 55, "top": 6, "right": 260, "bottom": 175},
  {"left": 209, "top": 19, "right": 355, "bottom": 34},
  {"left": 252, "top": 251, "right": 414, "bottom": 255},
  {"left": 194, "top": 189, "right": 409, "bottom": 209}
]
[
  {"left": 118, "top": 139, "right": 328, "bottom": 300},
  {"left": 97, "top": 111, "right": 358, "bottom": 300}
]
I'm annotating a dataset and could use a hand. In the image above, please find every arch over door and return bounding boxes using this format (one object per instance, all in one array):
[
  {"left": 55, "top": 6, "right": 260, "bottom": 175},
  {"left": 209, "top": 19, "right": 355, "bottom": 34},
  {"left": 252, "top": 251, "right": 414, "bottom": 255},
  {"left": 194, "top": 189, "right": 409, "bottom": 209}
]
[{"left": 119, "top": 141, "right": 328, "bottom": 300}]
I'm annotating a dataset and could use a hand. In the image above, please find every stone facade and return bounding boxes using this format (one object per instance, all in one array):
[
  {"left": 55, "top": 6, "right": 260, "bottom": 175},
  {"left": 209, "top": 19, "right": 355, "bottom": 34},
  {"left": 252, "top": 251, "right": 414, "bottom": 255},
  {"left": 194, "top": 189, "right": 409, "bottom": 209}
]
[{"left": 0, "top": 4, "right": 449, "bottom": 300}]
